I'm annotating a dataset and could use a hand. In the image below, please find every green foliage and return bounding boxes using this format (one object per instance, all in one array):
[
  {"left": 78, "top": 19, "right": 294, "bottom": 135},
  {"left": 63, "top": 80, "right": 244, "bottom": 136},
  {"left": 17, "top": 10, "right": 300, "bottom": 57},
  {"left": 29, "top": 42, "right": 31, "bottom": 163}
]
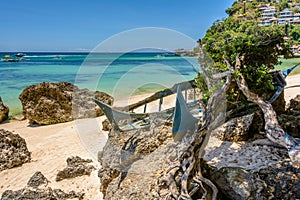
[
  {"left": 226, "top": 2, "right": 241, "bottom": 16},
  {"left": 195, "top": 73, "right": 209, "bottom": 102},
  {"left": 200, "top": 4, "right": 290, "bottom": 107},
  {"left": 278, "top": 0, "right": 290, "bottom": 11},
  {"left": 289, "top": 25, "right": 300, "bottom": 43}
]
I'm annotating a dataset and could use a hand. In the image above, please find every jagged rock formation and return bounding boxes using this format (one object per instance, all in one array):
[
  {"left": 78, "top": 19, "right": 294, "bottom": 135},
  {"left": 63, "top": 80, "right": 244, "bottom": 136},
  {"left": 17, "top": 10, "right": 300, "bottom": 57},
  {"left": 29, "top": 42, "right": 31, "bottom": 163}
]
[
  {"left": 102, "top": 119, "right": 112, "bottom": 131},
  {"left": 1, "top": 172, "right": 84, "bottom": 200},
  {"left": 212, "top": 113, "right": 254, "bottom": 142},
  {"left": 279, "top": 95, "right": 300, "bottom": 138},
  {"left": 204, "top": 160, "right": 300, "bottom": 200},
  {"left": 27, "top": 171, "right": 50, "bottom": 188},
  {"left": 56, "top": 156, "right": 96, "bottom": 181},
  {"left": 98, "top": 119, "right": 173, "bottom": 199},
  {"left": 19, "top": 82, "right": 113, "bottom": 125},
  {"left": 0, "top": 97, "right": 9, "bottom": 123},
  {"left": 0, "top": 129, "right": 31, "bottom": 171}
]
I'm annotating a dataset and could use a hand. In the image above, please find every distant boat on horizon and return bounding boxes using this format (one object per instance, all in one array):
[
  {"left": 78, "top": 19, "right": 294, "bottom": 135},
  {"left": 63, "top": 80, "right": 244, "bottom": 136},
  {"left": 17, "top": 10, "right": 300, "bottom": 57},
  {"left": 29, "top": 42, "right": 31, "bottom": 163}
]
[{"left": 14, "top": 53, "right": 25, "bottom": 58}]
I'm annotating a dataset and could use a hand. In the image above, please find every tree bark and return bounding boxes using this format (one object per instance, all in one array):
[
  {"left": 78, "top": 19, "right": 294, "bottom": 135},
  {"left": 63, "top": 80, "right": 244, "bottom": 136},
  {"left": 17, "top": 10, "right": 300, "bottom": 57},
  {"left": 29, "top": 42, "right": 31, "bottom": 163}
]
[{"left": 234, "top": 55, "right": 300, "bottom": 167}]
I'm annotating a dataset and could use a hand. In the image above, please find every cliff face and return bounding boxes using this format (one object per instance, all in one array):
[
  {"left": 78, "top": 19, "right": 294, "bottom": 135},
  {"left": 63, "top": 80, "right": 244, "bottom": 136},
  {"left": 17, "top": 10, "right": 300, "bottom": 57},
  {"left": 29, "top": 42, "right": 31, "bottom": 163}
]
[{"left": 19, "top": 82, "right": 113, "bottom": 125}]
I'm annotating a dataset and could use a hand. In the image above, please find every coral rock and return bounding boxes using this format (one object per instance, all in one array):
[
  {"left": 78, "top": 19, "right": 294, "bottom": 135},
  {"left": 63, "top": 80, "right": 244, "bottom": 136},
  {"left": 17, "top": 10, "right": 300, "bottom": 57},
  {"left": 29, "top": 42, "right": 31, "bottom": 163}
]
[
  {"left": 19, "top": 82, "right": 113, "bottom": 125},
  {"left": 56, "top": 156, "right": 95, "bottom": 182},
  {"left": 0, "top": 129, "right": 31, "bottom": 171}
]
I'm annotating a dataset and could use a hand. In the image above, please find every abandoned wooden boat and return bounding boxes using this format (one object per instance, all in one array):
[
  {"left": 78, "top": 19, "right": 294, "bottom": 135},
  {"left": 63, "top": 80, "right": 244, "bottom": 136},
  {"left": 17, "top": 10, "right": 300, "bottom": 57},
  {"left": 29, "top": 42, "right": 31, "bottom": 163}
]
[{"left": 93, "top": 79, "right": 201, "bottom": 132}]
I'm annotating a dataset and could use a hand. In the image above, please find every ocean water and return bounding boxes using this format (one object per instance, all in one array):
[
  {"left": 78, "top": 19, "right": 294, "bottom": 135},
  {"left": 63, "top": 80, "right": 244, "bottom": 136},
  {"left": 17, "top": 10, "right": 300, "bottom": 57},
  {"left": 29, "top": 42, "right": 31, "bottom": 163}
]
[{"left": 0, "top": 52, "right": 199, "bottom": 115}]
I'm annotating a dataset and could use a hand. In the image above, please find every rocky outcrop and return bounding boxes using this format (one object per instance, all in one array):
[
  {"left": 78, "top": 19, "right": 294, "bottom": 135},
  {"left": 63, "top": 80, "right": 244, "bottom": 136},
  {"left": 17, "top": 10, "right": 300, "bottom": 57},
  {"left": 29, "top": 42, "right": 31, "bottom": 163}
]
[
  {"left": 205, "top": 160, "right": 300, "bottom": 200},
  {"left": 1, "top": 172, "right": 84, "bottom": 200},
  {"left": 56, "top": 156, "right": 96, "bottom": 181},
  {"left": 286, "top": 94, "right": 300, "bottom": 114},
  {"left": 98, "top": 111, "right": 300, "bottom": 199},
  {"left": 98, "top": 119, "right": 173, "bottom": 198},
  {"left": 19, "top": 82, "right": 113, "bottom": 125},
  {"left": 0, "top": 129, "right": 31, "bottom": 171},
  {"left": 0, "top": 97, "right": 9, "bottom": 123}
]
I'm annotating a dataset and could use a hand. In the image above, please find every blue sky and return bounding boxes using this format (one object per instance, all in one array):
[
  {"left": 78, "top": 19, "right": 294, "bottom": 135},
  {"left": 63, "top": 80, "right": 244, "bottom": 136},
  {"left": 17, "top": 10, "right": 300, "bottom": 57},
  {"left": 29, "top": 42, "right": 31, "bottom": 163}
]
[{"left": 0, "top": 0, "right": 234, "bottom": 52}]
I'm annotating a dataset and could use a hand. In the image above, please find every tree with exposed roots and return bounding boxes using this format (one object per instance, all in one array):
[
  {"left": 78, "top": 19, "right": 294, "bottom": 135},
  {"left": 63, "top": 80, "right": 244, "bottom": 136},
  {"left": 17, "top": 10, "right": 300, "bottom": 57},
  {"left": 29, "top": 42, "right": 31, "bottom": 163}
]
[{"left": 160, "top": 2, "right": 300, "bottom": 199}]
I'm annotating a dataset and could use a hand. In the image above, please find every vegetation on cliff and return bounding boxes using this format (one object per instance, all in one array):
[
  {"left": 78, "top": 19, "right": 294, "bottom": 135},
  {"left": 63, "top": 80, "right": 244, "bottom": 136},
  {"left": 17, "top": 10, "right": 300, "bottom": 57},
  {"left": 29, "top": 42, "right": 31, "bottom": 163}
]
[{"left": 197, "top": 0, "right": 291, "bottom": 107}]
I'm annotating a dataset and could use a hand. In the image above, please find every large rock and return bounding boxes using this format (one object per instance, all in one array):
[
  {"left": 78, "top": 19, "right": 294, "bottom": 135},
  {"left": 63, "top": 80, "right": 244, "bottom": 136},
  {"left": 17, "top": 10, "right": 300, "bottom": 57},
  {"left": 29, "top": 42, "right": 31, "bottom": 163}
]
[
  {"left": 0, "top": 129, "right": 31, "bottom": 171},
  {"left": 278, "top": 95, "right": 300, "bottom": 138},
  {"left": 56, "top": 156, "right": 96, "bottom": 181},
  {"left": 203, "top": 132, "right": 300, "bottom": 199},
  {"left": 98, "top": 119, "right": 173, "bottom": 199},
  {"left": 0, "top": 97, "right": 9, "bottom": 123},
  {"left": 205, "top": 160, "right": 300, "bottom": 200},
  {"left": 1, "top": 172, "right": 84, "bottom": 200},
  {"left": 209, "top": 167, "right": 266, "bottom": 200},
  {"left": 286, "top": 94, "right": 300, "bottom": 114},
  {"left": 19, "top": 82, "right": 113, "bottom": 125},
  {"left": 211, "top": 113, "right": 254, "bottom": 142}
]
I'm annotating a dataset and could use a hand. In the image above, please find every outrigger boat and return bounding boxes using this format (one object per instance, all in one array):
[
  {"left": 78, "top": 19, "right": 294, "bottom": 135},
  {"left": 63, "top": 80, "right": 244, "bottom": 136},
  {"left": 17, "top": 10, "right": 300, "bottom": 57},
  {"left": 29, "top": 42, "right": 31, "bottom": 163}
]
[
  {"left": 93, "top": 64, "right": 299, "bottom": 134},
  {"left": 93, "top": 80, "right": 201, "bottom": 132}
]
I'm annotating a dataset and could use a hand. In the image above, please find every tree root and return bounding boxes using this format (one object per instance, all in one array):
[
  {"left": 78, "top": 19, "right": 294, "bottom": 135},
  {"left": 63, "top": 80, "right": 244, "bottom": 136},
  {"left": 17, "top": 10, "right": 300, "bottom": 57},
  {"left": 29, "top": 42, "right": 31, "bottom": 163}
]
[
  {"left": 234, "top": 55, "right": 300, "bottom": 167},
  {"left": 160, "top": 46, "right": 232, "bottom": 199}
]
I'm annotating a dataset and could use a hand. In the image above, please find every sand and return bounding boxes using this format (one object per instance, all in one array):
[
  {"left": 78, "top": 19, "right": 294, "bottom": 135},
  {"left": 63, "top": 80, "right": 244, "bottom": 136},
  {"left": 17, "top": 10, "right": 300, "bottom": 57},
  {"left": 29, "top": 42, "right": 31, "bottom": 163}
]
[
  {"left": 0, "top": 118, "right": 106, "bottom": 199},
  {"left": 285, "top": 74, "right": 300, "bottom": 103},
  {"left": 0, "top": 74, "right": 299, "bottom": 199}
]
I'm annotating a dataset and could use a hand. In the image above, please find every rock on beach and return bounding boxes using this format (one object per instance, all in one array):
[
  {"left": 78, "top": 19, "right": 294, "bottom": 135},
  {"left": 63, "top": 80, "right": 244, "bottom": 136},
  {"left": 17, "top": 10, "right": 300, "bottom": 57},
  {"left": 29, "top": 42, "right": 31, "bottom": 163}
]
[{"left": 19, "top": 82, "right": 113, "bottom": 125}]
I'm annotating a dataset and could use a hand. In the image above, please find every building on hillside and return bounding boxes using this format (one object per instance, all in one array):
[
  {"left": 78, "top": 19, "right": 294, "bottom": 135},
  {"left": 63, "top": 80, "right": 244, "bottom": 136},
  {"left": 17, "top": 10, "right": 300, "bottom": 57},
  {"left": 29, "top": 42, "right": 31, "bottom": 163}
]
[
  {"left": 260, "top": 5, "right": 278, "bottom": 25},
  {"left": 278, "top": 8, "right": 294, "bottom": 24},
  {"left": 258, "top": 3, "right": 271, "bottom": 12},
  {"left": 278, "top": 8, "right": 300, "bottom": 25},
  {"left": 260, "top": 6, "right": 300, "bottom": 26}
]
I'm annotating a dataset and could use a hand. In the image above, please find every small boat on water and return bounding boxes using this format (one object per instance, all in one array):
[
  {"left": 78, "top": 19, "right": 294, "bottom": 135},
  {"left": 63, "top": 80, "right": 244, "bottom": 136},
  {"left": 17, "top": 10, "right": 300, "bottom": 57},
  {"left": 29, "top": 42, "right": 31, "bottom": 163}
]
[
  {"left": 14, "top": 53, "right": 25, "bottom": 57},
  {"left": 1, "top": 55, "right": 19, "bottom": 62}
]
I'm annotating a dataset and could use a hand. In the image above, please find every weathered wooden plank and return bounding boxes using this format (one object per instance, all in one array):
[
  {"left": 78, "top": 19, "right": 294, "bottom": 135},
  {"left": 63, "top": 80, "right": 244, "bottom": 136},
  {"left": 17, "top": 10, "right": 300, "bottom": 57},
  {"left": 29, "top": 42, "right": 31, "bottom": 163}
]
[{"left": 124, "top": 80, "right": 197, "bottom": 111}]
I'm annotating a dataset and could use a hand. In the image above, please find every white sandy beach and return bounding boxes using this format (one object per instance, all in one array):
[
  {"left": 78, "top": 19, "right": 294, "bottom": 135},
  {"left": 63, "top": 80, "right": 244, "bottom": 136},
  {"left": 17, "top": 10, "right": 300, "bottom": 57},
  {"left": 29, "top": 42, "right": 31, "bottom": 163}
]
[{"left": 0, "top": 74, "right": 299, "bottom": 199}]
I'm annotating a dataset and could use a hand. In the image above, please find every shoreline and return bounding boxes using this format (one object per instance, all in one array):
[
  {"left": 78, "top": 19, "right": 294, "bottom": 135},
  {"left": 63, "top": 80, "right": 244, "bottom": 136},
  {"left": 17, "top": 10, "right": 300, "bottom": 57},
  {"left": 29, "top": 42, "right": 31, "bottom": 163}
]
[{"left": 7, "top": 73, "right": 300, "bottom": 117}]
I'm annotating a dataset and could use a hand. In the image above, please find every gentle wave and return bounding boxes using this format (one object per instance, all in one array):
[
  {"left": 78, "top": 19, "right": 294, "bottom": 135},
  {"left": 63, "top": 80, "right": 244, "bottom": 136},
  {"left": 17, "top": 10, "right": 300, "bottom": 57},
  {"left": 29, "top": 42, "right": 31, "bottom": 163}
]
[{"left": 24, "top": 55, "right": 84, "bottom": 58}]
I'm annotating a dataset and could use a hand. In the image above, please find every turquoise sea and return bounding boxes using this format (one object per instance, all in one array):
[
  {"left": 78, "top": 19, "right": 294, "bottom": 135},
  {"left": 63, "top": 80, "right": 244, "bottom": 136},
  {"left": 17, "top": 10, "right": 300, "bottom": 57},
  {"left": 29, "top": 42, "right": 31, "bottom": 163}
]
[{"left": 0, "top": 52, "right": 199, "bottom": 115}]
